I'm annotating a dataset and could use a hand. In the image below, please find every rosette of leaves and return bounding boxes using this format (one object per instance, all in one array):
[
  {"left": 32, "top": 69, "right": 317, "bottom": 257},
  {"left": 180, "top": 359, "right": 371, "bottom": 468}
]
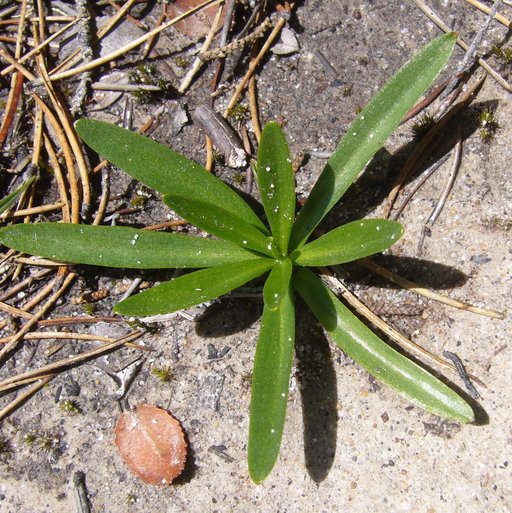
[{"left": 0, "top": 33, "right": 474, "bottom": 483}]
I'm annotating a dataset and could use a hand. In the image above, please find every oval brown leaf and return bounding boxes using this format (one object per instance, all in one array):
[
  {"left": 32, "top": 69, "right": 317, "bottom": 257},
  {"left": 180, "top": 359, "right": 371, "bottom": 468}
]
[{"left": 114, "top": 404, "right": 187, "bottom": 485}]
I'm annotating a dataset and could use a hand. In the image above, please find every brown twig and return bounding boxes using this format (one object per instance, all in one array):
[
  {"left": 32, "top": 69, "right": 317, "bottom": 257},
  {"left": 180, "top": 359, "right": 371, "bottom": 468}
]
[
  {"left": 42, "top": 0, "right": 224, "bottom": 83},
  {"left": 223, "top": 13, "right": 287, "bottom": 117},
  {"left": 359, "top": 258, "right": 504, "bottom": 319},
  {"left": 0, "top": 375, "right": 55, "bottom": 421},
  {"left": 413, "top": 0, "right": 512, "bottom": 92},
  {"left": 0, "top": 330, "right": 142, "bottom": 389},
  {"left": 321, "top": 268, "right": 486, "bottom": 386},
  {"left": 383, "top": 74, "right": 486, "bottom": 217},
  {"left": 0, "top": 271, "right": 75, "bottom": 364},
  {"left": 33, "top": 94, "right": 81, "bottom": 223}
]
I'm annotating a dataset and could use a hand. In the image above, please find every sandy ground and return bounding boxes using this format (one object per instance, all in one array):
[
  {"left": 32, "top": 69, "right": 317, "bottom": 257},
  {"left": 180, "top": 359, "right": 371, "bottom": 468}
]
[{"left": 0, "top": 1, "right": 511, "bottom": 512}]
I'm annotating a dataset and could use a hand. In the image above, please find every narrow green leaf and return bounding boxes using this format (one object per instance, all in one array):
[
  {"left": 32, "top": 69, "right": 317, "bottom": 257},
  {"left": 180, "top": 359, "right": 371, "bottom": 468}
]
[
  {"left": 115, "top": 258, "right": 273, "bottom": 316},
  {"left": 255, "top": 122, "right": 295, "bottom": 254},
  {"left": 289, "top": 33, "right": 456, "bottom": 250},
  {"left": 293, "top": 268, "right": 474, "bottom": 423},
  {"left": 163, "top": 195, "right": 272, "bottom": 256},
  {"left": 290, "top": 219, "right": 403, "bottom": 266},
  {"left": 0, "top": 177, "right": 35, "bottom": 215},
  {"left": 0, "top": 223, "right": 260, "bottom": 268},
  {"left": 262, "top": 258, "right": 292, "bottom": 311},
  {"left": 249, "top": 283, "right": 295, "bottom": 483},
  {"left": 75, "top": 119, "right": 269, "bottom": 235}
]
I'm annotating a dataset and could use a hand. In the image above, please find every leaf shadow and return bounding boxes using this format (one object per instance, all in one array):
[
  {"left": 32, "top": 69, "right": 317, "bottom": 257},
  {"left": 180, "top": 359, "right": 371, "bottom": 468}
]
[
  {"left": 294, "top": 299, "right": 338, "bottom": 483},
  {"left": 320, "top": 100, "right": 499, "bottom": 227},
  {"left": 195, "top": 298, "right": 263, "bottom": 337},
  {"left": 343, "top": 254, "right": 468, "bottom": 290}
]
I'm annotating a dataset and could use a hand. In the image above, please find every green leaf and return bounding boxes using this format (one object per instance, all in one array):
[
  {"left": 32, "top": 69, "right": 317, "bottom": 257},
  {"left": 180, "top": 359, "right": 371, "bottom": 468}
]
[
  {"left": 0, "top": 223, "right": 260, "bottom": 268},
  {"left": 290, "top": 219, "right": 403, "bottom": 266},
  {"left": 255, "top": 122, "right": 295, "bottom": 255},
  {"left": 262, "top": 258, "right": 292, "bottom": 311},
  {"left": 75, "top": 119, "right": 269, "bottom": 235},
  {"left": 293, "top": 268, "right": 474, "bottom": 423},
  {"left": 163, "top": 195, "right": 272, "bottom": 256},
  {"left": 289, "top": 33, "right": 457, "bottom": 250},
  {"left": 249, "top": 282, "right": 295, "bottom": 483},
  {"left": 115, "top": 258, "right": 273, "bottom": 316},
  {"left": 0, "top": 177, "right": 35, "bottom": 215}
]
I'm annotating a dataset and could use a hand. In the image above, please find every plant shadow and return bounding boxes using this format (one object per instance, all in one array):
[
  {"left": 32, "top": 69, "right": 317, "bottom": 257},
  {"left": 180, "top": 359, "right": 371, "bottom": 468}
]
[
  {"left": 294, "top": 299, "right": 338, "bottom": 483},
  {"left": 195, "top": 297, "right": 263, "bottom": 337},
  {"left": 320, "top": 99, "right": 498, "bottom": 227}
]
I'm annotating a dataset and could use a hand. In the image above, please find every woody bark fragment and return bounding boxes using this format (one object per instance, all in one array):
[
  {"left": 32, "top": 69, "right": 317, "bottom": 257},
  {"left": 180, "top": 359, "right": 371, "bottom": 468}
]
[{"left": 191, "top": 104, "right": 247, "bottom": 168}]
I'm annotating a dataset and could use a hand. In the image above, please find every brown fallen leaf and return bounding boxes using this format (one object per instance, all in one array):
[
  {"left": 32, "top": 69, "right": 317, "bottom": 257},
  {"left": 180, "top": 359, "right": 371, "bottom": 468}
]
[
  {"left": 167, "top": 0, "right": 227, "bottom": 38},
  {"left": 114, "top": 404, "right": 187, "bottom": 485}
]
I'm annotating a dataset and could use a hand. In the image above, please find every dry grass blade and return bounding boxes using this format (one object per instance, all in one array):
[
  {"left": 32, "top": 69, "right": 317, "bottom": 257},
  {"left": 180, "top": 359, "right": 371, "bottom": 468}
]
[
  {"left": 0, "top": 18, "right": 79, "bottom": 77},
  {"left": 463, "top": 0, "right": 511, "bottom": 27},
  {"left": 383, "top": 74, "right": 486, "bottom": 217},
  {"left": 413, "top": 0, "right": 512, "bottom": 92},
  {"left": 360, "top": 258, "right": 504, "bottom": 319},
  {"left": 223, "top": 14, "right": 287, "bottom": 117},
  {"left": 0, "top": 330, "right": 143, "bottom": 390},
  {"left": 33, "top": 94, "right": 81, "bottom": 223},
  {"left": 43, "top": 0, "right": 224, "bottom": 83},
  {"left": 0, "top": 271, "right": 75, "bottom": 363},
  {"left": 0, "top": 375, "right": 54, "bottom": 421}
]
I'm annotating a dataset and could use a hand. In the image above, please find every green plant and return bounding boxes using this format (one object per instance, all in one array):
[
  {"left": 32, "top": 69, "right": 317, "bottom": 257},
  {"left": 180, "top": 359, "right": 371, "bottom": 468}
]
[
  {"left": 0, "top": 33, "right": 474, "bottom": 483},
  {"left": 0, "top": 177, "right": 35, "bottom": 215}
]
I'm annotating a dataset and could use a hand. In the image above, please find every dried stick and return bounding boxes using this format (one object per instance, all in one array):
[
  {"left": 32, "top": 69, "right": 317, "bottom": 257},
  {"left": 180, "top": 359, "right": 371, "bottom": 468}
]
[
  {"left": 320, "top": 268, "right": 485, "bottom": 386},
  {"left": 0, "top": 331, "right": 147, "bottom": 347},
  {"left": 441, "top": 0, "right": 504, "bottom": 99},
  {"left": 92, "top": 167, "right": 110, "bottom": 226},
  {"left": 51, "top": 0, "right": 139, "bottom": 76},
  {"left": 0, "top": 268, "right": 52, "bottom": 302},
  {"left": 462, "top": 0, "right": 511, "bottom": 27},
  {"left": 0, "top": 330, "right": 142, "bottom": 389},
  {"left": 392, "top": 154, "right": 451, "bottom": 220},
  {"left": 34, "top": 39, "right": 91, "bottom": 219},
  {"left": 223, "top": 14, "right": 286, "bottom": 117},
  {"left": 142, "top": 1, "right": 166, "bottom": 59},
  {"left": 359, "top": 258, "right": 504, "bottom": 319},
  {"left": 249, "top": 74, "right": 261, "bottom": 142},
  {"left": 0, "top": 71, "right": 23, "bottom": 148},
  {"left": 0, "top": 271, "right": 75, "bottom": 364},
  {"left": 0, "top": 301, "right": 33, "bottom": 320},
  {"left": 179, "top": 3, "right": 225, "bottom": 93},
  {"left": 42, "top": 0, "right": 224, "bottom": 82},
  {"left": 33, "top": 94, "right": 81, "bottom": 223},
  {"left": 0, "top": 375, "right": 54, "bottom": 421},
  {"left": 383, "top": 74, "right": 485, "bottom": 217},
  {"left": 426, "top": 124, "right": 463, "bottom": 226},
  {"left": 0, "top": 202, "right": 64, "bottom": 218},
  {"left": 0, "top": 47, "right": 36, "bottom": 80},
  {"left": 1, "top": 17, "right": 79, "bottom": 76},
  {"left": 43, "top": 130, "right": 71, "bottom": 222},
  {"left": 413, "top": 0, "right": 512, "bottom": 92},
  {"left": 37, "top": 316, "right": 118, "bottom": 327}
]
